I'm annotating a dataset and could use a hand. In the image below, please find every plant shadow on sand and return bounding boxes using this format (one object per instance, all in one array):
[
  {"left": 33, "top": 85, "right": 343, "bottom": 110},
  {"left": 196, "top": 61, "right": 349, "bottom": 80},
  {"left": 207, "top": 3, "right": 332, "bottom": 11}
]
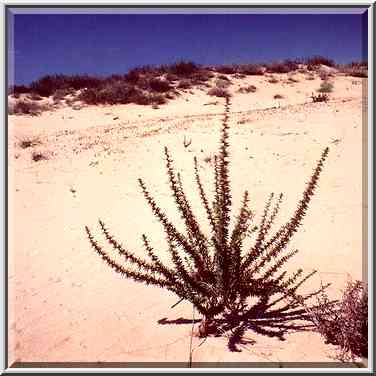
[{"left": 158, "top": 296, "right": 334, "bottom": 352}]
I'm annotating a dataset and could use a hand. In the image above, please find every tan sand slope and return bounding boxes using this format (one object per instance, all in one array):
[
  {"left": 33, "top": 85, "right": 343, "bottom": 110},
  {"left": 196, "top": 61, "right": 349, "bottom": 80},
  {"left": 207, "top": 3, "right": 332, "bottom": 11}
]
[{"left": 8, "top": 72, "right": 366, "bottom": 365}]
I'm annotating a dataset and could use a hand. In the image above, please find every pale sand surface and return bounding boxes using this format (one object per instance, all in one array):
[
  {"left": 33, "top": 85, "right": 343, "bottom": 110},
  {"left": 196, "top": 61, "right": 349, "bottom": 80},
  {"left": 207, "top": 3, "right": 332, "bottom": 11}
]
[{"left": 8, "top": 73, "right": 366, "bottom": 365}]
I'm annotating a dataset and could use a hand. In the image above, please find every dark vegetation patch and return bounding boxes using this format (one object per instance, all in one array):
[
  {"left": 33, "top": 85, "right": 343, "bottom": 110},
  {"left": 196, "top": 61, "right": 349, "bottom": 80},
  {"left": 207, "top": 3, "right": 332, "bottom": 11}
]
[
  {"left": 207, "top": 87, "right": 231, "bottom": 98},
  {"left": 8, "top": 57, "right": 367, "bottom": 109},
  {"left": 268, "top": 76, "right": 279, "bottom": 84},
  {"left": 31, "top": 151, "right": 49, "bottom": 162},
  {"left": 265, "top": 59, "right": 300, "bottom": 73},
  {"left": 317, "top": 81, "right": 334, "bottom": 93},
  {"left": 9, "top": 100, "right": 51, "bottom": 116},
  {"left": 18, "top": 136, "right": 41, "bottom": 149},
  {"left": 311, "top": 93, "right": 329, "bottom": 103},
  {"left": 338, "top": 62, "right": 368, "bottom": 78},
  {"left": 238, "top": 85, "right": 257, "bottom": 93}
]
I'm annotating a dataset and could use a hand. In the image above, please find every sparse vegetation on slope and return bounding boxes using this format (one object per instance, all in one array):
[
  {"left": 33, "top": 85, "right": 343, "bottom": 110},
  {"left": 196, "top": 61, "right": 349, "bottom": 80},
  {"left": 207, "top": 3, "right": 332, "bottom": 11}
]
[{"left": 8, "top": 56, "right": 366, "bottom": 111}]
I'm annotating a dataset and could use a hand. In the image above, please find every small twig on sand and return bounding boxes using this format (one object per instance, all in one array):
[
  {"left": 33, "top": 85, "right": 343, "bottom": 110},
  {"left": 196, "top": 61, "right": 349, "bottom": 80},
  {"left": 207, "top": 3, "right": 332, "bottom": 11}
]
[
  {"left": 171, "top": 297, "right": 184, "bottom": 309},
  {"left": 188, "top": 305, "right": 195, "bottom": 367}
]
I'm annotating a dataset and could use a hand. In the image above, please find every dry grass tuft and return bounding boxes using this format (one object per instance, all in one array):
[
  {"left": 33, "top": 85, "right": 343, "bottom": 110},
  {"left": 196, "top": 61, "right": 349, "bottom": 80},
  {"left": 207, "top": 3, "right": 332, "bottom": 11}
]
[
  {"left": 208, "top": 87, "right": 231, "bottom": 98},
  {"left": 318, "top": 81, "right": 334, "bottom": 93},
  {"left": 18, "top": 136, "right": 41, "bottom": 149},
  {"left": 238, "top": 85, "right": 257, "bottom": 94},
  {"left": 306, "top": 280, "right": 368, "bottom": 361},
  {"left": 268, "top": 76, "right": 279, "bottom": 84}
]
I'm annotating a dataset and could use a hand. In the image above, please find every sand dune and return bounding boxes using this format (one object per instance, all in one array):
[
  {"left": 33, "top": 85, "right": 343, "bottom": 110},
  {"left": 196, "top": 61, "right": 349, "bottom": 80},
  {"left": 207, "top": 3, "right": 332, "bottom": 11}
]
[{"left": 8, "top": 71, "right": 366, "bottom": 366}]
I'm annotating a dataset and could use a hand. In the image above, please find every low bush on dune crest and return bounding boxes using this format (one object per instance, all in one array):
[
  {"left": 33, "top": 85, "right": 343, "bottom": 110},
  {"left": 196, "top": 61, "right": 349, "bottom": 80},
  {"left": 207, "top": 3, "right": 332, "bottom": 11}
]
[
  {"left": 52, "top": 87, "right": 75, "bottom": 101},
  {"left": 10, "top": 57, "right": 366, "bottom": 108},
  {"left": 167, "top": 60, "right": 201, "bottom": 76},
  {"left": 215, "top": 65, "right": 238, "bottom": 75},
  {"left": 238, "top": 64, "right": 265, "bottom": 76},
  {"left": 339, "top": 62, "right": 368, "bottom": 78},
  {"left": 266, "top": 59, "right": 299, "bottom": 74},
  {"left": 215, "top": 63, "right": 265, "bottom": 76},
  {"left": 9, "top": 99, "right": 50, "bottom": 116},
  {"left": 8, "top": 84, "right": 30, "bottom": 95},
  {"left": 306, "top": 55, "right": 336, "bottom": 68},
  {"left": 78, "top": 83, "right": 148, "bottom": 105},
  {"left": 149, "top": 78, "right": 172, "bottom": 93},
  {"left": 30, "top": 74, "right": 103, "bottom": 97},
  {"left": 85, "top": 98, "right": 336, "bottom": 349}
]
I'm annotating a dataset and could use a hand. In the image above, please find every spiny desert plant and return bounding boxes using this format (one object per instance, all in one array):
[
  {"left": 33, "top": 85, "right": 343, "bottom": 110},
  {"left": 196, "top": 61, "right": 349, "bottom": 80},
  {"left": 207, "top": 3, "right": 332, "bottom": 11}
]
[
  {"left": 311, "top": 93, "right": 329, "bottom": 103},
  {"left": 31, "top": 150, "right": 49, "bottom": 162},
  {"left": 305, "top": 280, "right": 367, "bottom": 361},
  {"left": 85, "top": 98, "right": 330, "bottom": 337}
]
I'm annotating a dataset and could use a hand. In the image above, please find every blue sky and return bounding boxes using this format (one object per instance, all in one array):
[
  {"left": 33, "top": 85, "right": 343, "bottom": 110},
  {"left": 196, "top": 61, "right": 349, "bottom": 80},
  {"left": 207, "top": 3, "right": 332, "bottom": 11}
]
[{"left": 8, "top": 11, "right": 368, "bottom": 85}]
